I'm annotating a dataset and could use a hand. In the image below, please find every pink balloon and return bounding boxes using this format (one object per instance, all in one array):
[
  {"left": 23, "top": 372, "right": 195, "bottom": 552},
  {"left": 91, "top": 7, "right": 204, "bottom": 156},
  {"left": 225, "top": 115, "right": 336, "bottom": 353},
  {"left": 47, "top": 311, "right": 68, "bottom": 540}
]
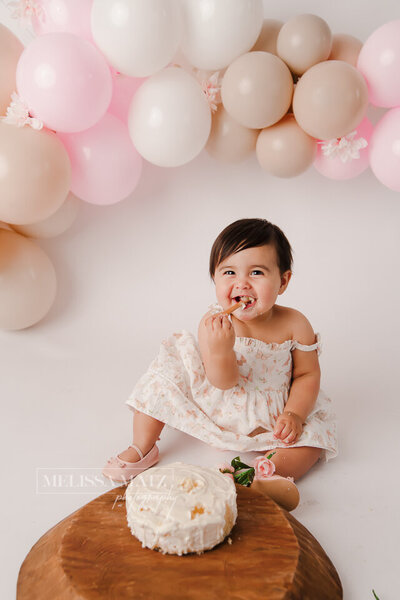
[
  {"left": 16, "top": 33, "right": 112, "bottom": 133},
  {"left": 369, "top": 108, "right": 400, "bottom": 192},
  {"left": 32, "top": 0, "right": 94, "bottom": 42},
  {"left": 108, "top": 72, "right": 145, "bottom": 124},
  {"left": 57, "top": 113, "right": 143, "bottom": 205},
  {"left": 357, "top": 20, "right": 400, "bottom": 108},
  {"left": 314, "top": 117, "right": 373, "bottom": 180}
]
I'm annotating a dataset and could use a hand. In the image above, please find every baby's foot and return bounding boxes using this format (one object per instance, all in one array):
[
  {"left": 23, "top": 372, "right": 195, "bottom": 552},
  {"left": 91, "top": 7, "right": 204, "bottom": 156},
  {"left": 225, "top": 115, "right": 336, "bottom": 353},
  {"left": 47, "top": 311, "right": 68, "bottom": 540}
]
[
  {"left": 118, "top": 442, "right": 157, "bottom": 463},
  {"left": 251, "top": 476, "right": 300, "bottom": 511},
  {"left": 117, "top": 446, "right": 142, "bottom": 463}
]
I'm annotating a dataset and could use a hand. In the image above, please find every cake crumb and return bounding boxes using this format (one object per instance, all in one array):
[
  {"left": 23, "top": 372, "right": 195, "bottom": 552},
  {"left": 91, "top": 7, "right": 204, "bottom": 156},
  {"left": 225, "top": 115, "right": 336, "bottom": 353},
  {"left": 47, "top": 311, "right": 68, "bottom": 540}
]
[
  {"left": 179, "top": 477, "right": 197, "bottom": 492},
  {"left": 178, "top": 477, "right": 205, "bottom": 493},
  {"left": 227, "top": 537, "right": 233, "bottom": 545},
  {"left": 190, "top": 504, "right": 205, "bottom": 519}
]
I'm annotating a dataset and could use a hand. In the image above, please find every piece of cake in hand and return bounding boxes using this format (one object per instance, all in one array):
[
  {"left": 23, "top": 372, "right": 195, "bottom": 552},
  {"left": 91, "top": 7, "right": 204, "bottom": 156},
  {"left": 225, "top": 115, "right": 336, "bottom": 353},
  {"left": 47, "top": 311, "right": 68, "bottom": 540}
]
[{"left": 126, "top": 462, "right": 237, "bottom": 556}]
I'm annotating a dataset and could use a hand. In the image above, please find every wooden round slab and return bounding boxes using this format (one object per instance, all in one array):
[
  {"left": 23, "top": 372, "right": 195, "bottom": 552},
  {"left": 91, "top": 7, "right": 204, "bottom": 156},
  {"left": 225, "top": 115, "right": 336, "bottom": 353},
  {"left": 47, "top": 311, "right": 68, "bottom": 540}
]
[{"left": 18, "top": 484, "right": 342, "bottom": 599}]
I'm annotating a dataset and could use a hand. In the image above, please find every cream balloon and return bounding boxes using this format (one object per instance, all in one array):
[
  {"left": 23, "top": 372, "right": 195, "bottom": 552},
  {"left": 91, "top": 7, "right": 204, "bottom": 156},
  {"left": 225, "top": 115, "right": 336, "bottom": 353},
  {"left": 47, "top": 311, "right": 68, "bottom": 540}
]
[
  {"left": 329, "top": 34, "right": 362, "bottom": 67},
  {"left": 256, "top": 115, "right": 316, "bottom": 178},
  {"left": 10, "top": 192, "right": 79, "bottom": 239},
  {"left": 0, "top": 122, "right": 71, "bottom": 225},
  {"left": 293, "top": 60, "right": 368, "bottom": 140},
  {"left": 277, "top": 14, "right": 332, "bottom": 76},
  {"left": 252, "top": 19, "right": 283, "bottom": 55},
  {"left": 0, "top": 229, "right": 57, "bottom": 330},
  {"left": 206, "top": 107, "right": 258, "bottom": 163},
  {"left": 0, "top": 24, "right": 24, "bottom": 116},
  {"left": 91, "top": 0, "right": 182, "bottom": 77},
  {"left": 129, "top": 67, "right": 211, "bottom": 167},
  {"left": 221, "top": 52, "right": 293, "bottom": 129},
  {"left": 180, "top": 0, "right": 263, "bottom": 70}
]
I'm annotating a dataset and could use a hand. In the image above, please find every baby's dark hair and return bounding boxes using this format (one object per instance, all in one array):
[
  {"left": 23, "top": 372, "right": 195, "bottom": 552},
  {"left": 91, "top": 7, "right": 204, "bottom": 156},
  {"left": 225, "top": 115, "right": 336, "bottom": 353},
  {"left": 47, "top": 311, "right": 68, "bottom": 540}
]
[{"left": 209, "top": 218, "right": 293, "bottom": 278}]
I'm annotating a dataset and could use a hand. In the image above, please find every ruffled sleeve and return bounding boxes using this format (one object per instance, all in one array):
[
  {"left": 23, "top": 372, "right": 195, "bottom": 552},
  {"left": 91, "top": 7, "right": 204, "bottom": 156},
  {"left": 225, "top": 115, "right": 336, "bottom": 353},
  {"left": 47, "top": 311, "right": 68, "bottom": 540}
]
[{"left": 292, "top": 332, "right": 322, "bottom": 356}]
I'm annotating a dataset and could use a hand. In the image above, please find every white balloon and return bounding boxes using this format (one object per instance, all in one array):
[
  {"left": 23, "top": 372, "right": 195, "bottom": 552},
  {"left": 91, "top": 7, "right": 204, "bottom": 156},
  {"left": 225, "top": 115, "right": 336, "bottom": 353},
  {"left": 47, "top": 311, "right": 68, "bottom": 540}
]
[
  {"left": 180, "top": 0, "right": 263, "bottom": 70},
  {"left": 128, "top": 67, "right": 211, "bottom": 167},
  {"left": 10, "top": 193, "right": 80, "bottom": 239},
  {"left": 91, "top": 0, "right": 182, "bottom": 77}
]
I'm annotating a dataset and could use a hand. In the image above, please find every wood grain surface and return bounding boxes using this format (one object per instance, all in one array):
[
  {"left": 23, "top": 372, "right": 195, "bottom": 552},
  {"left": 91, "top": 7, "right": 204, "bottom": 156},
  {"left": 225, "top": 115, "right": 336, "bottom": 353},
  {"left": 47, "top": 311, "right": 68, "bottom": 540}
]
[{"left": 18, "top": 484, "right": 342, "bottom": 599}]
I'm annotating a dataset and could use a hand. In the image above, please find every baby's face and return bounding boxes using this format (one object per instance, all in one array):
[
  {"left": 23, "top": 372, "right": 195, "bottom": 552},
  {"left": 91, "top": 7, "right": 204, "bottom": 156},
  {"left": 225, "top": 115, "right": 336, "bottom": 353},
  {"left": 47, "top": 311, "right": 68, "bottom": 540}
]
[{"left": 213, "top": 245, "right": 290, "bottom": 322}]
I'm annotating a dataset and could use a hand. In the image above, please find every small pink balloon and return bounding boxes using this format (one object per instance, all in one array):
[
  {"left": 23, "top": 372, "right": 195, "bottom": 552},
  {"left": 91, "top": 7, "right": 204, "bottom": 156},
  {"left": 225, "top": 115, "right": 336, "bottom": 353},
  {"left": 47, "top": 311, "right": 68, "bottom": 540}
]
[
  {"left": 314, "top": 117, "right": 373, "bottom": 180},
  {"left": 108, "top": 72, "right": 145, "bottom": 124},
  {"left": 32, "top": 0, "right": 94, "bottom": 42},
  {"left": 57, "top": 113, "right": 143, "bottom": 205},
  {"left": 369, "top": 108, "right": 400, "bottom": 192},
  {"left": 357, "top": 20, "right": 400, "bottom": 107},
  {"left": 16, "top": 32, "right": 112, "bottom": 133}
]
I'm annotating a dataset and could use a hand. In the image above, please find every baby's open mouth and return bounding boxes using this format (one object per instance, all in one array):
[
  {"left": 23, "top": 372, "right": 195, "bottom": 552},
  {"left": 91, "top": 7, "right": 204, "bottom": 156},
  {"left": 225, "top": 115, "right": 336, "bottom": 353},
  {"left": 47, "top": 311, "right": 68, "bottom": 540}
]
[{"left": 233, "top": 295, "right": 256, "bottom": 309}]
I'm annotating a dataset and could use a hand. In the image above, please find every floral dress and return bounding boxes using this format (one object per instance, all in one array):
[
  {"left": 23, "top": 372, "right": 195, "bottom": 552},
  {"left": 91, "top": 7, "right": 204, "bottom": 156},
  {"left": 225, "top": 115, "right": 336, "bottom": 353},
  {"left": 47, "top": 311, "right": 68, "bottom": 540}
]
[{"left": 126, "top": 329, "right": 338, "bottom": 462}]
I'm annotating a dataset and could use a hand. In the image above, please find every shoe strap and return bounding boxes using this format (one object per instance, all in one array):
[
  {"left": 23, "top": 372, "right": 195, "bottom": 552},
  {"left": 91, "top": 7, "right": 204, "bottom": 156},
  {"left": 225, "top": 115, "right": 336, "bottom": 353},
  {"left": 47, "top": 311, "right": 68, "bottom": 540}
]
[{"left": 128, "top": 443, "right": 143, "bottom": 460}]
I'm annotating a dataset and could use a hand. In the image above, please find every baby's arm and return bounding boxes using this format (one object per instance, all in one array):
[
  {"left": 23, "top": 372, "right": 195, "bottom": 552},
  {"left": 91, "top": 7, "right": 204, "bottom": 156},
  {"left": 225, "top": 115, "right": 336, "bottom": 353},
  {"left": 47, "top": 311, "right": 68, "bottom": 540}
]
[
  {"left": 198, "top": 312, "right": 239, "bottom": 390},
  {"left": 273, "top": 311, "right": 321, "bottom": 445}
]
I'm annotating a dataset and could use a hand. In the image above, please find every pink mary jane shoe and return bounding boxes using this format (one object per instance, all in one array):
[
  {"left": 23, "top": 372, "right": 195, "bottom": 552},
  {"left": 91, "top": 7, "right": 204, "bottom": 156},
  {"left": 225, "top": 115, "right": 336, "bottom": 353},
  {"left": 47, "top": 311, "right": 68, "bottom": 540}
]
[{"left": 102, "top": 443, "right": 159, "bottom": 483}]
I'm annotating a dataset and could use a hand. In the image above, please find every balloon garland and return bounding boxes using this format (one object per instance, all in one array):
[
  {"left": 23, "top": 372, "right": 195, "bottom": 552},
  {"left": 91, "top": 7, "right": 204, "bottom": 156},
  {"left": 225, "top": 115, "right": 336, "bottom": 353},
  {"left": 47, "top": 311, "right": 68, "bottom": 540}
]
[{"left": 0, "top": 0, "right": 400, "bottom": 330}]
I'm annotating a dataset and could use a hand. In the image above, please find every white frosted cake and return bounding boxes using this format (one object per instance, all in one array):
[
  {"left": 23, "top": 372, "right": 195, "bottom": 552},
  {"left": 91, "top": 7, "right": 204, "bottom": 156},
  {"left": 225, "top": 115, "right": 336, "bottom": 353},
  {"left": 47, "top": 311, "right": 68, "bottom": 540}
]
[{"left": 125, "top": 462, "right": 237, "bottom": 555}]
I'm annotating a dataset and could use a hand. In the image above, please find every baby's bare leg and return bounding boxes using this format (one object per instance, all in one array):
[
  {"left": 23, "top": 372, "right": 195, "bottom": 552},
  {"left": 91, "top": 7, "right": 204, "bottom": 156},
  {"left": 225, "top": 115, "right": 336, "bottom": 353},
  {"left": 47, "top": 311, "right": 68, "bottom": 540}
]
[
  {"left": 269, "top": 446, "right": 322, "bottom": 481},
  {"left": 118, "top": 409, "right": 165, "bottom": 462}
]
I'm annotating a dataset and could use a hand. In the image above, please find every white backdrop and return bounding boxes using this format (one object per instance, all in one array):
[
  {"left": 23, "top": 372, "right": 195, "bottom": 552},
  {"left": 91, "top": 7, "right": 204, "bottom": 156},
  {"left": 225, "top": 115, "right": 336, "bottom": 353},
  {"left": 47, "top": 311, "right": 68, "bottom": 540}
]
[{"left": 1, "top": 1, "right": 400, "bottom": 599}]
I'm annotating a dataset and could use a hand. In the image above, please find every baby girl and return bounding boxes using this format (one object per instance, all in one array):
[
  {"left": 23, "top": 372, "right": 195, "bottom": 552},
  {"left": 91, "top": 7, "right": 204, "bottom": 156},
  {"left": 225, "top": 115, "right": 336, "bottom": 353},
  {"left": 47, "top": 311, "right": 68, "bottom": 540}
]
[{"left": 103, "top": 218, "right": 337, "bottom": 507}]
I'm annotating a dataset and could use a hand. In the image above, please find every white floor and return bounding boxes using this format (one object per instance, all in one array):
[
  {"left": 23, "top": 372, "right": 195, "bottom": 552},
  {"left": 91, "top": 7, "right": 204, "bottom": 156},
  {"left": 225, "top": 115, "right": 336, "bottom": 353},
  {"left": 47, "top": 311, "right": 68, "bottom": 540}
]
[
  {"left": 3, "top": 155, "right": 399, "bottom": 600},
  {"left": 1, "top": 1, "right": 400, "bottom": 599}
]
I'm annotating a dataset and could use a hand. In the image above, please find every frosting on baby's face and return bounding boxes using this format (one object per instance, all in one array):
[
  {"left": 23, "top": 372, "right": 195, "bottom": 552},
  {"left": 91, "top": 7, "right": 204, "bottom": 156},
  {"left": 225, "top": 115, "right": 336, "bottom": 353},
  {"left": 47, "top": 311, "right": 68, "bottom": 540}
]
[{"left": 213, "top": 245, "right": 291, "bottom": 323}]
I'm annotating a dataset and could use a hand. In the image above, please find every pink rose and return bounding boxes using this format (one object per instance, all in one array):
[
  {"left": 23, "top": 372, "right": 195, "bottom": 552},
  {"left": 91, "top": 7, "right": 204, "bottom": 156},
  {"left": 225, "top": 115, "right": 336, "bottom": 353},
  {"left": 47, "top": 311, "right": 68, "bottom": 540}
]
[
  {"left": 218, "top": 463, "right": 235, "bottom": 474},
  {"left": 253, "top": 456, "right": 276, "bottom": 480}
]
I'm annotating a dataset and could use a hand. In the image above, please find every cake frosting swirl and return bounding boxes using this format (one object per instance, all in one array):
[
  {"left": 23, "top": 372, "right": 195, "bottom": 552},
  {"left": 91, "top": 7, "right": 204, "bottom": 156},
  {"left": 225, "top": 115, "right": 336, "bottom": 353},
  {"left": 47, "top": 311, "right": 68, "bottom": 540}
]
[{"left": 126, "top": 462, "right": 237, "bottom": 555}]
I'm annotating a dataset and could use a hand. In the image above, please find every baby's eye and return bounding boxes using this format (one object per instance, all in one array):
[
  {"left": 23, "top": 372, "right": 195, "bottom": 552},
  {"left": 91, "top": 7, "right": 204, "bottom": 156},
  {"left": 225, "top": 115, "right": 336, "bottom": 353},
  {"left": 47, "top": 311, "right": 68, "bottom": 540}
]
[
  {"left": 223, "top": 270, "right": 235, "bottom": 275},
  {"left": 251, "top": 269, "right": 264, "bottom": 275}
]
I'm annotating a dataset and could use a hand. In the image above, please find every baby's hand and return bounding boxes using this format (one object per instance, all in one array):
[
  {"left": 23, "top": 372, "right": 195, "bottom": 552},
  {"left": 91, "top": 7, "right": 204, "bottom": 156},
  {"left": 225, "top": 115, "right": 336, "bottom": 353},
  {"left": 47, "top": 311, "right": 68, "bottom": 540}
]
[
  {"left": 273, "top": 411, "right": 304, "bottom": 445},
  {"left": 204, "top": 313, "right": 235, "bottom": 356}
]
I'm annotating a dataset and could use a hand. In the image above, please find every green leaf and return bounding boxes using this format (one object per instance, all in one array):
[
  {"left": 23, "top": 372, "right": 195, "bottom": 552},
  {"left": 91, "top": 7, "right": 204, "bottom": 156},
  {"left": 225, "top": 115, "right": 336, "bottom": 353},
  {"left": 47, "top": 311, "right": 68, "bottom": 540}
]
[
  {"left": 233, "top": 473, "right": 251, "bottom": 486},
  {"left": 231, "top": 456, "right": 251, "bottom": 471},
  {"left": 233, "top": 468, "right": 255, "bottom": 486},
  {"left": 266, "top": 452, "right": 276, "bottom": 460},
  {"left": 372, "top": 591, "right": 380, "bottom": 600}
]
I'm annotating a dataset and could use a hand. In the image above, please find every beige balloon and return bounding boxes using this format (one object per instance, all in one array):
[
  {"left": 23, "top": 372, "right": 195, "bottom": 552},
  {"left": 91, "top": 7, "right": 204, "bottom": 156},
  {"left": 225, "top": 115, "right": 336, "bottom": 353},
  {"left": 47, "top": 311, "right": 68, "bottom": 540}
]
[
  {"left": 0, "top": 121, "right": 71, "bottom": 225},
  {"left": 329, "top": 33, "right": 362, "bottom": 67},
  {"left": 0, "top": 229, "right": 57, "bottom": 330},
  {"left": 256, "top": 115, "right": 316, "bottom": 178},
  {"left": 252, "top": 19, "right": 283, "bottom": 55},
  {"left": 221, "top": 51, "right": 293, "bottom": 129},
  {"left": 10, "top": 192, "right": 80, "bottom": 239},
  {"left": 293, "top": 60, "right": 368, "bottom": 140},
  {"left": 277, "top": 14, "right": 332, "bottom": 76},
  {"left": 206, "top": 107, "right": 258, "bottom": 163},
  {"left": 0, "top": 24, "right": 23, "bottom": 116}
]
